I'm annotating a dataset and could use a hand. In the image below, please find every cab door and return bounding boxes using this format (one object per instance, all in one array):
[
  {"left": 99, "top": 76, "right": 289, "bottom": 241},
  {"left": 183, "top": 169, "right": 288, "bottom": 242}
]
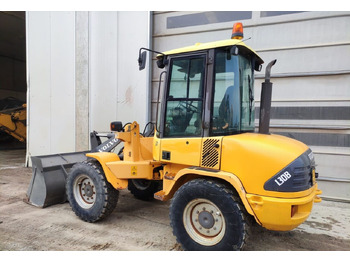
[{"left": 158, "top": 53, "right": 207, "bottom": 166}]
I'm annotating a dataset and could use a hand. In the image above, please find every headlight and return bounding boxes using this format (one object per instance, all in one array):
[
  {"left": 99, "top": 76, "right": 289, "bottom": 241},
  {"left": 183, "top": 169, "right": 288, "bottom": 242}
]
[{"left": 264, "top": 149, "right": 315, "bottom": 192}]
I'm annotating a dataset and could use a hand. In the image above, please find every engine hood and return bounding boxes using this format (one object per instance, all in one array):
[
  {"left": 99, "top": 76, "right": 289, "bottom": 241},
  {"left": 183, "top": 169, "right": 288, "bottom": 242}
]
[{"left": 220, "top": 133, "right": 311, "bottom": 197}]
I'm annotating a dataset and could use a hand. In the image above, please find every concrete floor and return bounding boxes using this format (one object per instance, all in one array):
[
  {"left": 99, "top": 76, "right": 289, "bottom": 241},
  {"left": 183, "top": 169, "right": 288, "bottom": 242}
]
[{"left": 0, "top": 149, "right": 349, "bottom": 251}]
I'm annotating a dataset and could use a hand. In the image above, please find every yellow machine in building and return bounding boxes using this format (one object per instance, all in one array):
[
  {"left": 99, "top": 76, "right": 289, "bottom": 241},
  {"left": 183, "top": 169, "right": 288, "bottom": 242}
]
[
  {"left": 65, "top": 23, "right": 322, "bottom": 250},
  {"left": 0, "top": 103, "right": 26, "bottom": 143}
]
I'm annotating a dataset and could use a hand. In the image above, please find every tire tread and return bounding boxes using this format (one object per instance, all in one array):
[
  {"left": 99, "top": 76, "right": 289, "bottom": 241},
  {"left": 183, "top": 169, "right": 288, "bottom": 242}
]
[
  {"left": 169, "top": 178, "right": 250, "bottom": 251},
  {"left": 66, "top": 160, "right": 119, "bottom": 223}
]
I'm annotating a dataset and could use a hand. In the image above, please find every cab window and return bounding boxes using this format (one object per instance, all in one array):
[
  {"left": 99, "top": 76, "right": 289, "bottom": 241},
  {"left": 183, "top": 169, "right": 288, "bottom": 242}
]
[
  {"left": 210, "top": 50, "right": 254, "bottom": 135},
  {"left": 164, "top": 56, "right": 205, "bottom": 137}
]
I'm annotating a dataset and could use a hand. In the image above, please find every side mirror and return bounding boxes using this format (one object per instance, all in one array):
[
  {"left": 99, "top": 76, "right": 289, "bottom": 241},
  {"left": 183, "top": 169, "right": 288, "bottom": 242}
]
[
  {"left": 138, "top": 47, "right": 166, "bottom": 70},
  {"left": 138, "top": 51, "right": 147, "bottom": 71}
]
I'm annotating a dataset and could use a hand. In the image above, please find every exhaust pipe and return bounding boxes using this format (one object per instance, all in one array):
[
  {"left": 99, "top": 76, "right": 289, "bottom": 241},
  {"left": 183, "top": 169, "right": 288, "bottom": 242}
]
[{"left": 259, "top": 59, "right": 277, "bottom": 134}]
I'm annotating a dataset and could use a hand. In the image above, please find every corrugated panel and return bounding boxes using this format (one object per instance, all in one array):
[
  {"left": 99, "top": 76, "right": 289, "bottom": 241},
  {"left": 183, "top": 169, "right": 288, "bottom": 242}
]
[
  {"left": 89, "top": 12, "right": 119, "bottom": 132},
  {"left": 27, "top": 11, "right": 76, "bottom": 157},
  {"left": 27, "top": 11, "right": 151, "bottom": 164},
  {"left": 89, "top": 11, "right": 150, "bottom": 133},
  {"left": 152, "top": 11, "right": 350, "bottom": 201},
  {"left": 50, "top": 12, "right": 76, "bottom": 153},
  {"left": 115, "top": 12, "right": 151, "bottom": 127}
]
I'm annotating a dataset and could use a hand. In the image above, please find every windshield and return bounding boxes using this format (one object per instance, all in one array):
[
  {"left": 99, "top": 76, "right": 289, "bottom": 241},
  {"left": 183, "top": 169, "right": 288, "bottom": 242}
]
[{"left": 210, "top": 49, "right": 254, "bottom": 135}]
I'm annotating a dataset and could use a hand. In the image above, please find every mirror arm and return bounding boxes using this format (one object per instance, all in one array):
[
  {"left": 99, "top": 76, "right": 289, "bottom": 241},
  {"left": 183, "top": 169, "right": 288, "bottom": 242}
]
[
  {"left": 139, "top": 47, "right": 164, "bottom": 57},
  {"left": 138, "top": 47, "right": 166, "bottom": 71}
]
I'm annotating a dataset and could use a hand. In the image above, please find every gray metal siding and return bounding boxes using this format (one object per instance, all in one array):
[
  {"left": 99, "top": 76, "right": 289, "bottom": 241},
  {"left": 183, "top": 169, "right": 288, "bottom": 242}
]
[
  {"left": 26, "top": 11, "right": 151, "bottom": 164},
  {"left": 152, "top": 11, "right": 350, "bottom": 201},
  {"left": 26, "top": 12, "right": 76, "bottom": 157}
]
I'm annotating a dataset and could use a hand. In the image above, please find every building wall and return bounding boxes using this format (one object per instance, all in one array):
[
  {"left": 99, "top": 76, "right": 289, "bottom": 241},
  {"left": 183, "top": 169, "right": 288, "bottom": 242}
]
[
  {"left": 25, "top": 11, "right": 350, "bottom": 201},
  {"left": 151, "top": 11, "right": 350, "bottom": 201},
  {"left": 26, "top": 11, "right": 150, "bottom": 162},
  {"left": 26, "top": 11, "right": 76, "bottom": 157}
]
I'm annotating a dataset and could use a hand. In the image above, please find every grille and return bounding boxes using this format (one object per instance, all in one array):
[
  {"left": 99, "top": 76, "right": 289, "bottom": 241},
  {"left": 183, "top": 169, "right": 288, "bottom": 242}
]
[
  {"left": 292, "top": 164, "right": 313, "bottom": 189},
  {"left": 264, "top": 149, "right": 314, "bottom": 192},
  {"left": 201, "top": 139, "right": 220, "bottom": 168}
]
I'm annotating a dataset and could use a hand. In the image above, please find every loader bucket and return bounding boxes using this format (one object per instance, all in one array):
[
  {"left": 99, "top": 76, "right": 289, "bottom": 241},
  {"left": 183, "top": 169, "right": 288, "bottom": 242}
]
[
  {"left": 25, "top": 130, "right": 122, "bottom": 208},
  {"left": 26, "top": 151, "right": 88, "bottom": 207}
]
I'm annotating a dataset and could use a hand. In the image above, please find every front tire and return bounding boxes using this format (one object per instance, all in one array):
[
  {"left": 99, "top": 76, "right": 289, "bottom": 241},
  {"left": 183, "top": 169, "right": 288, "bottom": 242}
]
[
  {"left": 170, "top": 179, "right": 249, "bottom": 251},
  {"left": 66, "top": 160, "right": 119, "bottom": 222}
]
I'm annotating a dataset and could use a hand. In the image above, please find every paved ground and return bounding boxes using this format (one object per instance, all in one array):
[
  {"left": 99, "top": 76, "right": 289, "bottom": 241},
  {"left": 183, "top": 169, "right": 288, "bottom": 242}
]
[{"left": 0, "top": 149, "right": 349, "bottom": 252}]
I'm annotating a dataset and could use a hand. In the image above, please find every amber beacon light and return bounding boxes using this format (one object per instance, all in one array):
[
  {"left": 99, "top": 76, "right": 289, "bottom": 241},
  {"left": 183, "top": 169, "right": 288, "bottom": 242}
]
[{"left": 231, "top": 22, "right": 244, "bottom": 40}]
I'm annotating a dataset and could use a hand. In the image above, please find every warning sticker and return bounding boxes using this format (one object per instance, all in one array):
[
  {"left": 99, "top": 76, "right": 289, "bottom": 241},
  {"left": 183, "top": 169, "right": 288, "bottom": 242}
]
[{"left": 131, "top": 166, "right": 137, "bottom": 176}]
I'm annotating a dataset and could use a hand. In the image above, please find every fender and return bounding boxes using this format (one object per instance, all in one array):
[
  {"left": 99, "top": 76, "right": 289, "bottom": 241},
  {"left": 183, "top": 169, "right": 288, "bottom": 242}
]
[
  {"left": 86, "top": 152, "right": 128, "bottom": 189},
  {"left": 166, "top": 167, "right": 258, "bottom": 220}
]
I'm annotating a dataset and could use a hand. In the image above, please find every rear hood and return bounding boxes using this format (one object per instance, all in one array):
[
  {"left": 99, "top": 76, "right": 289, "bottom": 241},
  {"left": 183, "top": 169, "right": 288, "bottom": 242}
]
[{"left": 220, "top": 133, "right": 310, "bottom": 197}]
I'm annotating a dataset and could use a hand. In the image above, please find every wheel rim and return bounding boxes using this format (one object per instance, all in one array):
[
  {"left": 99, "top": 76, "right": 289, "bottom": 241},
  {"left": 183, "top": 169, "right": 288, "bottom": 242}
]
[
  {"left": 73, "top": 174, "right": 96, "bottom": 209},
  {"left": 183, "top": 198, "right": 226, "bottom": 246}
]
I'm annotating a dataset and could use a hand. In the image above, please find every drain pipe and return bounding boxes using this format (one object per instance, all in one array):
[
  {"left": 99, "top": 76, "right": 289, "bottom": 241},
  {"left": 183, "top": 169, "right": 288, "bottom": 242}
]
[{"left": 258, "top": 59, "right": 277, "bottom": 134}]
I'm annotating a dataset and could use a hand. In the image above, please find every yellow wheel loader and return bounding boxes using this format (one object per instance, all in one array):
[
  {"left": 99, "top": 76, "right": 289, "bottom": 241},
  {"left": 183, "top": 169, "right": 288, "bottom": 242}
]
[
  {"left": 0, "top": 102, "right": 26, "bottom": 143},
  {"left": 64, "top": 23, "right": 322, "bottom": 251}
]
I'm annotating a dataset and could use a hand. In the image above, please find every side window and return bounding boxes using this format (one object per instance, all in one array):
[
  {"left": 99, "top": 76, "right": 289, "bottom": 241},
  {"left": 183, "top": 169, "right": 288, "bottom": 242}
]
[
  {"left": 210, "top": 50, "right": 255, "bottom": 136},
  {"left": 164, "top": 56, "right": 205, "bottom": 137},
  {"left": 239, "top": 55, "right": 254, "bottom": 131},
  {"left": 211, "top": 51, "right": 240, "bottom": 135}
]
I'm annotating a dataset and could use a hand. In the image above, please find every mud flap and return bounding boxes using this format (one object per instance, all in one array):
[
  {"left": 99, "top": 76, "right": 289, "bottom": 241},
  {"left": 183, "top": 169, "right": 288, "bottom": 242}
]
[{"left": 26, "top": 152, "right": 89, "bottom": 208}]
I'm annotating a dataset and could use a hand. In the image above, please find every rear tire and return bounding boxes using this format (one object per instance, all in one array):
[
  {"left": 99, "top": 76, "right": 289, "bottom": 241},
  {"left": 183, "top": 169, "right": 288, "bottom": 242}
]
[
  {"left": 128, "top": 179, "right": 161, "bottom": 200},
  {"left": 170, "top": 178, "right": 249, "bottom": 251},
  {"left": 66, "top": 160, "right": 119, "bottom": 222}
]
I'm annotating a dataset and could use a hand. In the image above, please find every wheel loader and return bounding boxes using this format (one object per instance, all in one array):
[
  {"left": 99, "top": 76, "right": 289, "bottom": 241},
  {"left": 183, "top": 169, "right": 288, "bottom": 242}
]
[
  {"left": 59, "top": 23, "right": 322, "bottom": 251},
  {"left": 0, "top": 102, "right": 26, "bottom": 143}
]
